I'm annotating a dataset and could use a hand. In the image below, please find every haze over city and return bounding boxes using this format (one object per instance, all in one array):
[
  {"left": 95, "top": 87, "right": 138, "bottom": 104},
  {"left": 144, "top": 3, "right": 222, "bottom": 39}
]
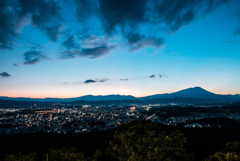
[{"left": 1, "top": 0, "right": 240, "bottom": 98}]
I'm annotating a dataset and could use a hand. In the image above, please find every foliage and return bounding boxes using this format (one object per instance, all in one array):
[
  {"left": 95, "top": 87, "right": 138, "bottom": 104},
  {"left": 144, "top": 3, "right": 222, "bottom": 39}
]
[
  {"left": 4, "top": 148, "right": 102, "bottom": 161},
  {"left": 205, "top": 152, "right": 240, "bottom": 161},
  {"left": 47, "top": 148, "right": 102, "bottom": 161},
  {"left": 223, "top": 142, "right": 240, "bottom": 154},
  {"left": 205, "top": 142, "right": 240, "bottom": 161},
  {"left": 106, "top": 120, "right": 194, "bottom": 161},
  {"left": 4, "top": 152, "right": 37, "bottom": 161},
  {"left": 47, "top": 148, "right": 85, "bottom": 161}
]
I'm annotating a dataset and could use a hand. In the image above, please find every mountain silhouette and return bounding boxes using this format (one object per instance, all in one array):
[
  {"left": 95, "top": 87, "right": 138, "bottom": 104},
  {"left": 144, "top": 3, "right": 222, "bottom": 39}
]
[
  {"left": 140, "top": 87, "right": 217, "bottom": 100},
  {"left": 0, "top": 94, "right": 136, "bottom": 102},
  {"left": 0, "top": 87, "right": 239, "bottom": 103}
]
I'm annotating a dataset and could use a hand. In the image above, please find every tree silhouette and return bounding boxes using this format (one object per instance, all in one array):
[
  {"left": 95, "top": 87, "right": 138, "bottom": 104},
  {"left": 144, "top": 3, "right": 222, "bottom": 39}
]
[
  {"left": 4, "top": 152, "right": 37, "bottom": 161},
  {"left": 107, "top": 120, "right": 194, "bottom": 161},
  {"left": 205, "top": 142, "right": 240, "bottom": 161}
]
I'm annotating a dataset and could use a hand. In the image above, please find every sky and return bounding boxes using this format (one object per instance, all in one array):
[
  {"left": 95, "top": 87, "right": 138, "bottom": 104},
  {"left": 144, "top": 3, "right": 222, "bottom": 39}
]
[{"left": 0, "top": 0, "right": 240, "bottom": 98}]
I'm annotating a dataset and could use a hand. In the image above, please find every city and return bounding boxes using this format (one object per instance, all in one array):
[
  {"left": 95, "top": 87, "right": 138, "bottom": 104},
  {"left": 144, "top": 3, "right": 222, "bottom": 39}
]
[{"left": 1, "top": 102, "right": 239, "bottom": 136}]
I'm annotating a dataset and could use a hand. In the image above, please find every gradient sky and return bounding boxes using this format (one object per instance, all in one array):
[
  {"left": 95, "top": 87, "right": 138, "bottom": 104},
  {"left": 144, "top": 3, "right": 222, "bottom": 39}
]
[{"left": 0, "top": 0, "right": 240, "bottom": 98}]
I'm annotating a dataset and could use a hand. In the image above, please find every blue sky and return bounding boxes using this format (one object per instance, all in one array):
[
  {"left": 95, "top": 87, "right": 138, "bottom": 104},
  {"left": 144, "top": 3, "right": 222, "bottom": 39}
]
[{"left": 0, "top": 0, "right": 240, "bottom": 98}]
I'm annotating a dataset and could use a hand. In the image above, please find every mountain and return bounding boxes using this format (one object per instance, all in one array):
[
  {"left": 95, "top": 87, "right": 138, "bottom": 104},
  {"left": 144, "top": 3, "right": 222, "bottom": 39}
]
[
  {"left": 0, "top": 95, "right": 136, "bottom": 102},
  {"left": 140, "top": 87, "right": 240, "bottom": 101},
  {"left": 140, "top": 87, "right": 216, "bottom": 99},
  {"left": 0, "top": 87, "right": 240, "bottom": 103}
]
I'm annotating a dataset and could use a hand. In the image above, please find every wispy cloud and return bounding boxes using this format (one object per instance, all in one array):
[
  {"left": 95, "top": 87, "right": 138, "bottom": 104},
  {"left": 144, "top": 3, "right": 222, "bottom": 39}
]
[
  {"left": 13, "top": 62, "right": 20, "bottom": 67},
  {"left": 225, "top": 41, "right": 236, "bottom": 44}
]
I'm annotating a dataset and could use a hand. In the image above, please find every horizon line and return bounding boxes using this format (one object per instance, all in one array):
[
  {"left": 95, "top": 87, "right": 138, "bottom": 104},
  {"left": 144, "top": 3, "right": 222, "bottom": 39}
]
[{"left": 0, "top": 86, "right": 239, "bottom": 99}]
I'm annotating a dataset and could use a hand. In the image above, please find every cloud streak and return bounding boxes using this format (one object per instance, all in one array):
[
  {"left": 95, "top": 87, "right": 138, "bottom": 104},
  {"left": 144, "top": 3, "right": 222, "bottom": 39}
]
[
  {"left": 59, "top": 45, "right": 115, "bottom": 59},
  {"left": 225, "top": 41, "right": 236, "bottom": 44},
  {"left": 66, "top": 73, "right": 167, "bottom": 85},
  {"left": 83, "top": 78, "right": 109, "bottom": 84}
]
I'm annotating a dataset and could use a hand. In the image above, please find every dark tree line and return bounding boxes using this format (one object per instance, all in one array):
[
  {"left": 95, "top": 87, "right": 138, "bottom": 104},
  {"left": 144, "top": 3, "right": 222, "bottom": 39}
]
[{"left": 2, "top": 120, "right": 240, "bottom": 161}]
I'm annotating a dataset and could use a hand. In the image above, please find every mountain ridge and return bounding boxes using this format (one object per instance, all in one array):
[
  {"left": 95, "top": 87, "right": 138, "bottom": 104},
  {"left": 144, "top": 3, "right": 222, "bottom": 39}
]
[{"left": 0, "top": 87, "right": 240, "bottom": 102}]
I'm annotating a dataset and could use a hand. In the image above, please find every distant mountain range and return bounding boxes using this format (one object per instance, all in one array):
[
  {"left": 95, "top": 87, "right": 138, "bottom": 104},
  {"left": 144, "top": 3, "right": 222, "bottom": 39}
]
[{"left": 0, "top": 87, "right": 240, "bottom": 104}]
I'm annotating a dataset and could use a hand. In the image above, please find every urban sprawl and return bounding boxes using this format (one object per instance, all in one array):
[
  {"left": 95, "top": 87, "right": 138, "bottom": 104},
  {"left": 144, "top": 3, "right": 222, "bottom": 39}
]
[{"left": 0, "top": 103, "right": 239, "bottom": 136}]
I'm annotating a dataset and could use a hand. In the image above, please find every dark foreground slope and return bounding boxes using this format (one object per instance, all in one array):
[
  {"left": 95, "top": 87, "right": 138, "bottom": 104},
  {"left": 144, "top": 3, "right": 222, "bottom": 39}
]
[{"left": 0, "top": 121, "right": 240, "bottom": 161}]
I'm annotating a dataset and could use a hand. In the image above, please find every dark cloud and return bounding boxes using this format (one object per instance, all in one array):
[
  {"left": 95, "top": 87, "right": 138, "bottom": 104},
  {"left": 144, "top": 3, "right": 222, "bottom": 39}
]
[
  {"left": 62, "top": 35, "right": 79, "bottom": 49},
  {"left": 59, "top": 45, "right": 115, "bottom": 59},
  {"left": 99, "top": 0, "right": 230, "bottom": 33},
  {"left": 23, "top": 50, "right": 48, "bottom": 65},
  {"left": 80, "top": 45, "right": 115, "bottom": 58},
  {"left": 59, "top": 50, "right": 77, "bottom": 60},
  {"left": 234, "top": 28, "right": 240, "bottom": 35},
  {"left": 60, "top": 34, "right": 114, "bottom": 59},
  {"left": 83, "top": 78, "right": 108, "bottom": 84},
  {"left": 230, "top": 9, "right": 240, "bottom": 35},
  {"left": 120, "top": 79, "right": 129, "bottom": 81},
  {"left": 0, "top": 0, "right": 20, "bottom": 49},
  {"left": 126, "top": 32, "right": 164, "bottom": 51},
  {"left": 84, "top": 79, "right": 97, "bottom": 84},
  {"left": 74, "top": 0, "right": 99, "bottom": 22},
  {"left": 0, "top": 0, "right": 62, "bottom": 49},
  {"left": 18, "top": 0, "right": 62, "bottom": 42},
  {"left": 150, "top": 74, "right": 155, "bottom": 78},
  {"left": 0, "top": 72, "right": 11, "bottom": 77},
  {"left": 74, "top": 0, "right": 231, "bottom": 50},
  {"left": 157, "top": 0, "right": 230, "bottom": 32},
  {"left": 98, "top": 0, "right": 147, "bottom": 34}
]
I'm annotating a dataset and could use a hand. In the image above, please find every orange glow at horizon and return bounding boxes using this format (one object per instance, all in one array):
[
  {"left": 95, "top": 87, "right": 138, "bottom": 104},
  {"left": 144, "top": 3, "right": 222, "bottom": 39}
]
[{"left": 1, "top": 89, "right": 239, "bottom": 99}]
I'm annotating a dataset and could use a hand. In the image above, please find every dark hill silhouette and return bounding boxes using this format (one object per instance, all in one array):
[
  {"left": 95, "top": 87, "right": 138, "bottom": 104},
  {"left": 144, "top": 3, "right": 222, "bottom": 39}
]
[
  {"left": 0, "top": 99, "right": 45, "bottom": 106},
  {"left": 0, "top": 95, "right": 136, "bottom": 102}
]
